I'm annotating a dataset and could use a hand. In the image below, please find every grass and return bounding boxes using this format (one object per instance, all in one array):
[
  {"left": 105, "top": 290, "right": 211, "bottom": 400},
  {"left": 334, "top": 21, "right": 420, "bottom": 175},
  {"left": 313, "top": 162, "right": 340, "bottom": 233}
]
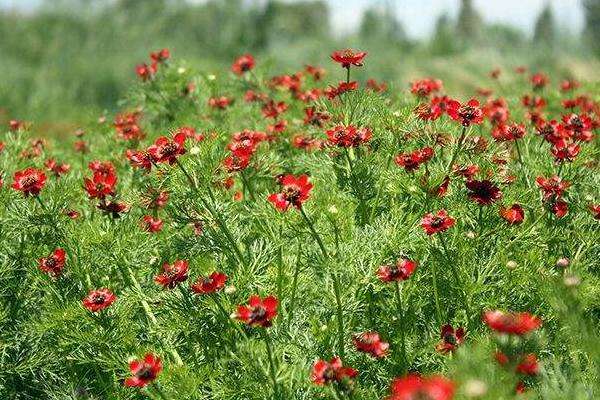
[{"left": 0, "top": 50, "right": 599, "bottom": 399}]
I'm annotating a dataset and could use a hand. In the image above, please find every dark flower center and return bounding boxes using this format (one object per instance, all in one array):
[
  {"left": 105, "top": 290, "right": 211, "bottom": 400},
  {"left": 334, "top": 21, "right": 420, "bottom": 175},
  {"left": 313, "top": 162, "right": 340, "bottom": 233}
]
[
  {"left": 92, "top": 293, "right": 106, "bottom": 304},
  {"left": 430, "top": 217, "right": 444, "bottom": 228},
  {"left": 136, "top": 366, "right": 154, "bottom": 380},
  {"left": 21, "top": 176, "right": 37, "bottom": 188},
  {"left": 283, "top": 185, "right": 301, "bottom": 202},
  {"left": 249, "top": 306, "right": 267, "bottom": 324}
]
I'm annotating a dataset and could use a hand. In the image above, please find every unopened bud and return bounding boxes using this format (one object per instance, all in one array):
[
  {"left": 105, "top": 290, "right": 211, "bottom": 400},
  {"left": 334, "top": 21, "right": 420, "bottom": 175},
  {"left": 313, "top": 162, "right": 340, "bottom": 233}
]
[
  {"left": 506, "top": 260, "right": 518, "bottom": 269},
  {"left": 556, "top": 257, "right": 570, "bottom": 268},
  {"left": 225, "top": 285, "right": 236, "bottom": 294}
]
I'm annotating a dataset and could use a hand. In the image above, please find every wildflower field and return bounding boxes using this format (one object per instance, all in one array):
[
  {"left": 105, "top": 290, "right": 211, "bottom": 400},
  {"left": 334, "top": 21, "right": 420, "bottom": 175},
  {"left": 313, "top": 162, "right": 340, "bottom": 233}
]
[{"left": 1, "top": 49, "right": 599, "bottom": 400}]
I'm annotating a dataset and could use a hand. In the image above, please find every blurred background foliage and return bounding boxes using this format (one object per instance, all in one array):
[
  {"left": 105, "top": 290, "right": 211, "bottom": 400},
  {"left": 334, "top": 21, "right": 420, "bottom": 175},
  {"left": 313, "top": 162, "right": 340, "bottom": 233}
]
[{"left": 1, "top": 0, "right": 599, "bottom": 130}]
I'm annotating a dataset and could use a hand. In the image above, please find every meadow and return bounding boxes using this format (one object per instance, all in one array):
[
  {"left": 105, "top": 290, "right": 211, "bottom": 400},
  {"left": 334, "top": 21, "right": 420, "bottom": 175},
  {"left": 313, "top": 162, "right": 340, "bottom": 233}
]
[{"left": 1, "top": 45, "right": 599, "bottom": 400}]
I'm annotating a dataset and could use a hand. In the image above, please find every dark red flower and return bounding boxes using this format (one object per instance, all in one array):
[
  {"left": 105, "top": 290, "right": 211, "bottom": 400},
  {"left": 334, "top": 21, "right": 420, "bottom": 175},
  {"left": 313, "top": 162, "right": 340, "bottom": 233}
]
[
  {"left": 235, "top": 295, "right": 278, "bottom": 328},
  {"left": 9, "top": 119, "right": 26, "bottom": 131},
  {"left": 589, "top": 204, "right": 600, "bottom": 220},
  {"left": 150, "top": 48, "right": 170, "bottom": 63},
  {"left": 436, "top": 325, "right": 465, "bottom": 354},
  {"left": 83, "top": 288, "right": 116, "bottom": 312},
  {"left": 421, "top": 210, "right": 455, "bottom": 235},
  {"left": 500, "top": 204, "right": 525, "bottom": 225},
  {"left": 311, "top": 357, "right": 358, "bottom": 385},
  {"left": 304, "top": 106, "right": 330, "bottom": 127},
  {"left": 452, "top": 164, "right": 479, "bottom": 180},
  {"left": 124, "top": 353, "right": 162, "bottom": 388},
  {"left": 516, "top": 354, "right": 539, "bottom": 376},
  {"left": 326, "top": 125, "right": 372, "bottom": 148},
  {"left": 560, "top": 79, "right": 580, "bottom": 92},
  {"left": 231, "top": 54, "right": 255, "bottom": 75},
  {"left": 135, "top": 63, "right": 155, "bottom": 81},
  {"left": 147, "top": 132, "right": 186, "bottom": 165},
  {"left": 223, "top": 148, "right": 252, "bottom": 173},
  {"left": 84, "top": 171, "right": 117, "bottom": 200},
  {"left": 190, "top": 272, "right": 228, "bottom": 294},
  {"left": 536, "top": 175, "right": 570, "bottom": 201},
  {"left": 482, "top": 310, "right": 541, "bottom": 335},
  {"left": 208, "top": 96, "right": 233, "bottom": 110},
  {"left": 39, "top": 248, "right": 66, "bottom": 277},
  {"left": 447, "top": 99, "right": 484, "bottom": 127},
  {"left": 154, "top": 260, "right": 189, "bottom": 289},
  {"left": 531, "top": 72, "right": 549, "bottom": 89},
  {"left": 353, "top": 332, "right": 389, "bottom": 358},
  {"left": 141, "top": 216, "right": 163, "bottom": 233},
  {"left": 551, "top": 139, "right": 580, "bottom": 162},
  {"left": 44, "top": 159, "right": 71, "bottom": 177},
  {"left": 551, "top": 199, "right": 569, "bottom": 218},
  {"left": 114, "top": 111, "right": 145, "bottom": 141},
  {"left": 12, "top": 167, "right": 47, "bottom": 197},
  {"left": 126, "top": 149, "right": 154, "bottom": 171},
  {"left": 410, "top": 78, "right": 443, "bottom": 97},
  {"left": 330, "top": 49, "right": 367, "bottom": 68},
  {"left": 394, "top": 147, "right": 434, "bottom": 172},
  {"left": 98, "top": 200, "right": 130, "bottom": 218},
  {"left": 261, "top": 100, "right": 288, "bottom": 119},
  {"left": 326, "top": 81, "right": 359, "bottom": 99},
  {"left": 305, "top": 64, "right": 325, "bottom": 81},
  {"left": 465, "top": 180, "right": 502, "bottom": 206},
  {"left": 366, "top": 78, "right": 388, "bottom": 93},
  {"left": 484, "top": 98, "right": 510, "bottom": 125},
  {"left": 491, "top": 123, "right": 526, "bottom": 142},
  {"left": 377, "top": 258, "right": 417, "bottom": 283},
  {"left": 387, "top": 374, "right": 455, "bottom": 400},
  {"left": 268, "top": 174, "right": 313, "bottom": 211}
]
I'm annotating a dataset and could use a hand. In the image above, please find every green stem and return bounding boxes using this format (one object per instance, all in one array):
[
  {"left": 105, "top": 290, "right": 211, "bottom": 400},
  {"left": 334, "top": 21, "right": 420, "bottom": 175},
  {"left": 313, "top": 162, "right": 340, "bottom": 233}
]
[
  {"left": 175, "top": 159, "right": 197, "bottom": 190},
  {"left": 240, "top": 170, "right": 256, "bottom": 201},
  {"left": 286, "top": 244, "right": 303, "bottom": 326},
  {"left": 394, "top": 281, "right": 407, "bottom": 372},
  {"left": 262, "top": 330, "right": 280, "bottom": 399},
  {"left": 438, "top": 235, "right": 472, "bottom": 327},
  {"left": 445, "top": 126, "right": 467, "bottom": 175},
  {"left": 345, "top": 66, "right": 350, "bottom": 84},
  {"left": 429, "top": 260, "right": 443, "bottom": 325},
  {"left": 34, "top": 195, "right": 47, "bottom": 210},
  {"left": 332, "top": 273, "right": 346, "bottom": 360},
  {"left": 514, "top": 139, "right": 524, "bottom": 164},
  {"left": 299, "top": 207, "right": 328, "bottom": 259}
]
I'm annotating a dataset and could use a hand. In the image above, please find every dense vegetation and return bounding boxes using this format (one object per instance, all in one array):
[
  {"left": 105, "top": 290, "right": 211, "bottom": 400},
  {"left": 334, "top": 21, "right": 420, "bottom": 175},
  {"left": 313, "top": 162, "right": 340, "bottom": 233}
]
[{"left": 0, "top": 44, "right": 599, "bottom": 399}]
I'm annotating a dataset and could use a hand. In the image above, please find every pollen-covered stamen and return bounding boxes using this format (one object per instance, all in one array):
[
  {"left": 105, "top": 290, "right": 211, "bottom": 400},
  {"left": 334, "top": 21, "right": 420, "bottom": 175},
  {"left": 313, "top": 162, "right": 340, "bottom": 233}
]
[
  {"left": 136, "top": 366, "right": 154, "bottom": 380},
  {"left": 430, "top": 216, "right": 444, "bottom": 228},
  {"left": 159, "top": 142, "right": 178, "bottom": 158},
  {"left": 44, "top": 257, "right": 57, "bottom": 268},
  {"left": 20, "top": 176, "right": 37, "bottom": 188},
  {"left": 249, "top": 305, "right": 267, "bottom": 324},
  {"left": 443, "top": 333, "right": 457, "bottom": 345},
  {"left": 91, "top": 293, "right": 106, "bottom": 304},
  {"left": 282, "top": 185, "right": 301, "bottom": 203}
]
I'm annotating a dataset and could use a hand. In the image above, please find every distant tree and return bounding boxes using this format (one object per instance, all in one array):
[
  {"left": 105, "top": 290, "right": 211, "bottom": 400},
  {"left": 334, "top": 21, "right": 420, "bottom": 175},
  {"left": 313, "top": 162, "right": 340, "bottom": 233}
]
[
  {"left": 456, "top": 0, "right": 482, "bottom": 43},
  {"left": 359, "top": 4, "right": 406, "bottom": 44},
  {"left": 583, "top": 0, "right": 600, "bottom": 55},
  {"left": 430, "top": 13, "right": 458, "bottom": 55},
  {"left": 533, "top": 3, "right": 556, "bottom": 48}
]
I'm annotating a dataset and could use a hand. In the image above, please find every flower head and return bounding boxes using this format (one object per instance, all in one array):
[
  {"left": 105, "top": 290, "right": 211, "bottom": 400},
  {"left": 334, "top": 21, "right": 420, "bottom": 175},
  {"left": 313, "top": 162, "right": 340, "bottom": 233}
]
[
  {"left": 83, "top": 288, "right": 116, "bottom": 312},
  {"left": 387, "top": 374, "right": 455, "bottom": 400},
  {"left": 38, "top": 248, "right": 66, "bottom": 277},
  {"left": 499, "top": 204, "right": 525, "bottom": 225},
  {"left": 124, "top": 353, "right": 162, "bottom": 388},
  {"left": 421, "top": 210, "right": 455, "bottom": 235},
  {"left": 465, "top": 180, "right": 502, "bottom": 206},
  {"left": 12, "top": 167, "right": 47, "bottom": 197},
  {"left": 377, "top": 258, "right": 417, "bottom": 283},
  {"left": 326, "top": 125, "right": 372, "bottom": 148},
  {"left": 268, "top": 174, "right": 313, "bottom": 211},
  {"left": 330, "top": 49, "right": 367, "bottom": 68},
  {"left": 147, "top": 132, "right": 186, "bottom": 165},
  {"left": 483, "top": 310, "right": 541, "bottom": 335},
  {"left": 447, "top": 99, "right": 484, "bottom": 127},
  {"left": 311, "top": 357, "right": 358, "bottom": 386},
  {"left": 352, "top": 332, "right": 389, "bottom": 358},
  {"left": 235, "top": 295, "right": 278, "bottom": 328},
  {"left": 191, "top": 272, "right": 228, "bottom": 294},
  {"left": 436, "top": 325, "right": 465, "bottom": 354},
  {"left": 154, "top": 260, "right": 189, "bottom": 289},
  {"left": 231, "top": 54, "right": 255, "bottom": 75}
]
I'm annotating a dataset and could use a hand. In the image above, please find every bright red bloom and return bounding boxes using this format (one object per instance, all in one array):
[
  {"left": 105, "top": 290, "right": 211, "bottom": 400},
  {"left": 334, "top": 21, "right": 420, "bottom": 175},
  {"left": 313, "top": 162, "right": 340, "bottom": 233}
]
[
  {"left": 154, "top": 260, "right": 189, "bottom": 289},
  {"left": 561, "top": 113, "right": 594, "bottom": 142},
  {"left": 551, "top": 199, "right": 569, "bottom": 218},
  {"left": 326, "top": 125, "right": 372, "bottom": 148},
  {"left": 536, "top": 175, "right": 570, "bottom": 201},
  {"left": 325, "top": 81, "right": 358, "bottom": 99},
  {"left": 560, "top": 79, "right": 579, "bottom": 91},
  {"left": 208, "top": 96, "right": 233, "bottom": 110},
  {"left": 44, "top": 159, "right": 70, "bottom": 177},
  {"left": 305, "top": 64, "right": 325, "bottom": 81},
  {"left": 83, "top": 288, "right": 116, "bottom": 312},
  {"left": 491, "top": 123, "right": 526, "bottom": 142},
  {"left": 551, "top": 139, "right": 580, "bottom": 162},
  {"left": 147, "top": 132, "right": 186, "bottom": 165},
  {"left": 353, "top": 331, "right": 389, "bottom": 358},
  {"left": 98, "top": 200, "right": 130, "bottom": 218},
  {"left": 330, "top": 49, "right": 367, "bottom": 68},
  {"left": 293, "top": 135, "right": 322, "bottom": 151},
  {"left": 12, "top": 167, "right": 47, "bottom": 196},
  {"left": 377, "top": 258, "right": 417, "bottom": 283},
  {"left": 410, "top": 78, "right": 443, "bottom": 97},
  {"left": 589, "top": 204, "right": 600, "bottom": 220},
  {"left": 38, "top": 248, "right": 66, "bottom": 277},
  {"left": 114, "top": 112, "right": 145, "bottom": 141},
  {"left": 267, "top": 174, "right": 313, "bottom": 211},
  {"left": 150, "top": 48, "right": 170, "bottom": 63},
  {"left": 311, "top": 357, "right": 358, "bottom": 385},
  {"left": 516, "top": 354, "right": 539, "bottom": 376},
  {"left": 447, "top": 99, "right": 484, "bottom": 127},
  {"left": 124, "top": 353, "right": 162, "bottom": 388},
  {"left": 521, "top": 95, "right": 547, "bottom": 110},
  {"left": 141, "top": 216, "right": 163, "bottom": 233},
  {"left": 500, "top": 204, "right": 525, "bottom": 225},
  {"left": 531, "top": 72, "right": 549, "bottom": 89},
  {"left": 452, "top": 164, "right": 479, "bottom": 180},
  {"left": 366, "top": 78, "right": 388, "bottom": 93},
  {"left": 231, "top": 54, "right": 255, "bottom": 75},
  {"left": 84, "top": 171, "right": 117, "bottom": 199},
  {"left": 483, "top": 98, "right": 510, "bottom": 125},
  {"left": 223, "top": 148, "right": 252, "bottom": 173},
  {"left": 482, "top": 310, "right": 541, "bottom": 335},
  {"left": 135, "top": 63, "right": 155, "bottom": 81},
  {"left": 190, "top": 272, "right": 228, "bottom": 294},
  {"left": 126, "top": 149, "right": 154, "bottom": 171},
  {"left": 394, "top": 147, "right": 434, "bottom": 172},
  {"left": 304, "top": 106, "right": 330, "bottom": 127},
  {"left": 436, "top": 325, "right": 465, "bottom": 354},
  {"left": 421, "top": 210, "right": 455, "bottom": 235},
  {"left": 387, "top": 374, "right": 455, "bottom": 400},
  {"left": 235, "top": 295, "right": 278, "bottom": 328},
  {"left": 261, "top": 100, "right": 288, "bottom": 119},
  {"left": 465, "top": 179, "right": 502, "bottom": 206}
]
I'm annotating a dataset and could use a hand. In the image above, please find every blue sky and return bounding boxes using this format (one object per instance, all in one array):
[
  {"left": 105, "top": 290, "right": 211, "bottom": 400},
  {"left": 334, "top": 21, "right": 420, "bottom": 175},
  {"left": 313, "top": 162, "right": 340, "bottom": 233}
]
[{"left": 0, "top": 0, "right": 585, "bottom": 38}]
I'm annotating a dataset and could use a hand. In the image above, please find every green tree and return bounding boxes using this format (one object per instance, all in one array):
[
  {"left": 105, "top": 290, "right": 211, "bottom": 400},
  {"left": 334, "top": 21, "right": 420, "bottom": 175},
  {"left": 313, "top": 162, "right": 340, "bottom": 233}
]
[
  {"left": 359, "top": 5, "right": 406, "bottom": 44},
  {"left": 430, "top": 13, "right": 457, "bottom": 55},
  {"left": 456, "top": 0, "right": 482, "bottom": 43},
  {"left": 533, "top": 3, "right": 556, "bottom": 48},
  {"left": 584, "top": 0, "right": 600, "bottom": 55}
]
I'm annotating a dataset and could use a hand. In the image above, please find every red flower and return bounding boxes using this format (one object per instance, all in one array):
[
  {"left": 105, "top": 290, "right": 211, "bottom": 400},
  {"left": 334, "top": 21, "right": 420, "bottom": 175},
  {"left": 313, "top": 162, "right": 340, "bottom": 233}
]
[
  {"left": 304, "top": 106, "right": 330, "bottom": 127},
  {"left": 551, "top": 139, "right": 580, "bottom": 162},
  {"left": 330, "top": 49, "right": 367, "bottom": 68},
  {"left": 208, "top": 96, "right": 233, "bottom": 110},
  {"left": 560, "top": 79, "right": 580, "bottom": 92},
  {"left": 482, "top": 310, "right": 541, "bottom": 335},
  {"left": 98, "top": 200, "right": 129, "bottom": 218},
  {"left": 394, "top": 147, "right": 434, "bottom": 172},
  {"left": 126, "top": 149, "right": 154, "bottom": 171},
  {"left": 551, "top": 199, "right": 569, "bottom": 218},
  {"left": 421, "top": 210, "right": 455, "bottom": 235},
  {"left": 83, "top": 288, "right": 116, "bottom": 312},
  {"left": 224, "top": 148, "right": 252, "bottom": 173},
  {"left": 39, "top": 248, "right": 66, "bottom": 277},
  {"left": 261, "top": 100, "right": 288, "bottom": 119},
  {"left": 235, "top": 295, "right": 278, "bottom": 328},
  {"left": 12, "top": 167, "right": 47, "bottom": 197},
  {"left": 589, "top": 204, "right": 600, "bottom": 220},
  {"left": 325, "top": 81, "right": 359, "bottom": 99},
  {"left": 305, "top": 64, "right": 325, "bottom": 81},
  {"left": 268, "top": 174, "right": 313, "bottom": 211},
  {"left": 436, "top": 325, "right": 465, "bottom": 354},
  {"left": 9, "top": 119, "right": 26, "bottom": 131},
  {"left": 465, "top": 180, "right": 502, "bottom": 206},
  {"left": 387, "top": 374, "right": 455, "bottom": 400},
  {"left": 44, "top": 159, "right": 71, "bottom": 177},
  {"left": 453, "top": 164, "right": 479, "bottom": 180},
  {"left": 447, "top": 99, "right": 484, "bottom": 127},
  {"left": 536, "top": 175, "right": 570, "bottom": 201},
  {"left": 377, "top": 258, "right": 417, "bottom": 283},
  {"left": 366, "top": 78, "right": 388, "bottom": 93},
  {"left": 84, "top": 171, "right": 117, "bottom": 200},
  {"left": 147, "top": 132, "right": 186, "bottom": 165},
  {"left": 114, "top": 111, "right": 145, "bottom": 141},
  {"left": 531, "top": 72, "right": 549, "bottom": 89},
  {"left": 231, "top": 54, "right": 255, "bottom": 75},
  {"left": 326, "top": 125, "right": 372, "bottom": 148},
  {"left": 135, "top": 63, "right": 155, "bottom": 81},
  {"left": 150, "top": 48, "right": 170, "bottom": 63},
  {"left": 491, "top": 123, "right": 526, "bottom": 142},
  {"left": 124, "top": 353, "right": 162, "bottom": 388},
  {"left": 484, "top": 98, "right": 510, "bottom": 125},
  {"left": 516, "top": 354, "right": 539, "bottom": 376},
  {"left": 352, "top": 331, "right": 389, "bottom": 358},
  {"left": 190, "top": 272, "right": 228, "bottom": 294},
  {"left": 311, "top": 357, "right": 358, "bottom": 385},
  {"left": 500, "top": 204, "right": 525, "bottom": 225},
  {"left": 141, "top": 216, "right": 163, "bottom": 233},
  {"left": 154, "top": 260, "right": 189, "bottom": 289},
  {"left": 410, "top": 78, "right": 443, "bottom": 97}
]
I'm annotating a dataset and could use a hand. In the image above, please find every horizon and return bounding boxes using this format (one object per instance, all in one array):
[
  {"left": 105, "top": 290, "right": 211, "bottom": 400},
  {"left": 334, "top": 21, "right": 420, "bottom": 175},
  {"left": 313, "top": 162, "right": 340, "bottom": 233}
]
[{"left": 0, "top": 0, "right": 585, "bottom": 39}]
